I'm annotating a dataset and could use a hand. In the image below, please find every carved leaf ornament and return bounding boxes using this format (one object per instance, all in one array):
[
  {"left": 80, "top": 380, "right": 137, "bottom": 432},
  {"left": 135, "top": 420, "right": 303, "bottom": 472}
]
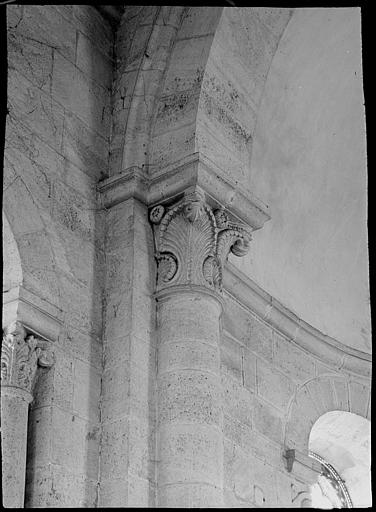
[
  {"left": 150, "top": 190, "right": 252, "bottom": 291},
  {"left": 1, "top": 321, "right": 55, "bottom": 393}
]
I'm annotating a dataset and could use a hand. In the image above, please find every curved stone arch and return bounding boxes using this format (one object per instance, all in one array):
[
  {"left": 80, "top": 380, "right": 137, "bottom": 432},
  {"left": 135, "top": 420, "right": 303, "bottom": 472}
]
[
  {"left": 115, "top": 7, "right": 294, "bottom": 180},
  {"left": 111, "top": 6, "right": 222, "bottom": 174},
  {"left": 283, "top": 374, "right": 370, "bottom": 455},
  {"left": 113, "top": 6, "right": 225, "bottom": 175},
  {"left": 2, "top": 175, "right": 61, "bottom": 311}
]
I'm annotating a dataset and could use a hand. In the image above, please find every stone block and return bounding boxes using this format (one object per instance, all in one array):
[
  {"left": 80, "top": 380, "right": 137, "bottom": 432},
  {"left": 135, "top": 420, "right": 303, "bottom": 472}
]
[
  {"left": 332, "top": 378, "right": 350, "bottom": 412},
  {"left": 128, "top": 476, "right": 153, "bottom": 507},
  {"left": 62, "top": 157, "right": 98, "bottom": 199},
  {"left": 4, "top": 140, "right": 60, "bottom": 217},
  {"left": 98, "top": 476, "right": 128, "bottom": 507},
  {"left": 51, "top": 349, "right": 74, "bottom": 411},
  {"left": 8, "top": 31, "right": 53, "bottom": 92},
  {"left": 100, "top": 416, "right": 129, "bottom": 480},
  {"left": 58, "top": 271, "right": 103, "bottom": 337},
  {"left": 61, "top": 110, "right": 109, "bottom": 180},
  {"left": 59, "top": 326, "right": 102, "bottom": 370},
  {"left": 273, "top": 332, "right": 315, "bottom": 382},
  {"left": 158, "top": 423, "right": 223, "bottom": 487},
  {"left": 150, "top": 122, "right": 196, "bottom": 172},
  {"left": 128, "top": 363, "right": 153, "bottom": 420},
  {"left": 199, "top": 87, "right": 252, "bottom": 156},
  {"left": 51, "top": 52, "right": 111, "bottom": 137},
  {"left": 243, "top": 348, "right": 257, "bottom": 391},
  {"left": 223, "top": 414, "right": 282, "bottom": 469},
  {"left": 50, "top": 407, "right": 99, "bottom": 481},
  {"left": 196, "top": 123, "right": 249, "bottom": 186},
  {"left": 25, "top": 465, "right": 53, "bottom": 507},
  {"left": 158, "top": 294, "right": 220, "bottom": 346},
  {"left": 224, "top": 440, "right": 278, "bottom": 506},
  {"left": 304, "top": 379, "right": 335, "bottom": 417},
  {"left": 252, "top": 399, "right": 283, "bottom": 444},
  {"left": 223, "top": 298, "right": 273, "bottom": 362},
  {"left": 75, "top": 30, "right": 113, "bottom": 89},
  {"left": 53, "top": 223, "right": 101, "bottom": 289},
  {"left": 14, "top": 232, "right": 60, "bottom": 305},
  {"left": 27, "top": 406, "right": 52, "bottom": 468},
  {"left": 72, "top": 359, "right": 101, "bottom": 422},
  {"left": 104, "top": 287, "right": 154, "bottom": 342},
  {"left": 73, "top": 5, "right": 113, "bottom": 59},
  {"left": 159, "top": 339, "right": 219, "bottom": 376},
  {"left": 50, "top": 464, "right": 98, "bottom": 507},
  {"left": 8, "top": 69, "right": 65, "bottom": 153},
  {"left": 222, "top": 372, "right": 253, "bottom": 427},
  {"left": 224, "top": 489, "right": 255, "bottom": 507},
  {"left": 123, "top": 24, "right": 153, "bottom": 73},
  {"left": 101, "top": 362, "right": 130, "bottom": 422},
  {"left": 154, "top": 89, "right": 200, "bottom": 137},
  {"left": 275, "top": 470, "right": 294, "bottom": 507},
  {"left": 349, "top": 380, "right": 370, "bottom": 418},
  {"left": 128, "top": 416, "right": 154, "bottom": 480},
  {"left": 220, "top": 334, "right": 242, "bottom": 383},
  {"left": 7, "top": 4, "right": 23, "bottom": 28},
  {"left": 158, "top": 370, "right": 222, "bottom": 427},
  {"left": 158, "top": 482, "right": 223, "bottom": 508},
  {"left": 257, "top": 359, "right": 296, "bottom": 411},
  {"left": 51, "top": 179, "right": 96, "bottom": 241},
  {"left": 163, "top": 37, "right": 211, "bottom": 95},
  {"left": 105, "top": 245, "right": 153, "bottom": 299},
  {"left": 177, "top": 7, "right": 223, "bottom": 39},
  {"left": 12, "top": 5, "right": 76, "bottom": 63}
]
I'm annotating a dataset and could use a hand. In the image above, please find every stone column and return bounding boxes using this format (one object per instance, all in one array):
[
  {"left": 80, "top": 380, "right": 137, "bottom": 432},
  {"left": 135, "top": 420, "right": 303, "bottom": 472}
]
[
  {"left": 150, "top": 189, "right": 252, "bottom": 507},
  {"left": 1, "top": 321, "right": 54, "bottom": 508}
]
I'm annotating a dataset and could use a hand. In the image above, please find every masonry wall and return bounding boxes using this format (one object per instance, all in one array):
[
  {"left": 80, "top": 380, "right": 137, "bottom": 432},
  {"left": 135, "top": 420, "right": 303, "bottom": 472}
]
[
  {"left": 3, "top": 5, "right": 371, "bottom": 509},
  {"left": 5, "top": 5, "right": 113, "bottom": 506},
  {"left": 220, "top": 289, "right": 371, "bottom": 507}
]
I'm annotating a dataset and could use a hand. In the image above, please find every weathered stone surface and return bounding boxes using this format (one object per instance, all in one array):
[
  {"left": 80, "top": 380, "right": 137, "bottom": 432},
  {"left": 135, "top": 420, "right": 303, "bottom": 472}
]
[
  {"left": 273, "top": 332, "right": 315, "bottom": 383},
  {"left": 256, "top": 359, "right": 296, "bottom": 411},
  {"left": 223, "top": 298, "right": 273, "bottom": 361},
  {"left": 222, "top": 372, "right": 253, "bottom": 427},
  {"left": 158, "top": 482, "right": 223, "bottom": 508},
  {"left": 252, "top": 398, "right": 283, "bottom": 444},
  {"left": 158, "top": 370, "right": 222, "bottom": 426},
  {"left": 349, "top": 380, "right": 370, "bottom": 418},
  {"left": 220, "top": 334, "right": 243, "bottom": 383}
]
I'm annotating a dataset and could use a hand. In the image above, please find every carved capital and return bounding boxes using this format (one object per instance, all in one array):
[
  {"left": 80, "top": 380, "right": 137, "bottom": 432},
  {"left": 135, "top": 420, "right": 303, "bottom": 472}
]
[
  {"left": 1, "top": 321, "right": 55, "bottom": 394},
  {"left": 150, "top": 189, "right": 252, "bottom": 292}
]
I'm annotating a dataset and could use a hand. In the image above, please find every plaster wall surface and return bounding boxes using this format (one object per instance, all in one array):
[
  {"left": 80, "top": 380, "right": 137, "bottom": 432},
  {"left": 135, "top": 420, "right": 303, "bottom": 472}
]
[
  {"left": 232, "top": 8, "right": 370, "bottom": 353},
  {"left": 4, "top": 4, "right": 113, "bottom": 507}
]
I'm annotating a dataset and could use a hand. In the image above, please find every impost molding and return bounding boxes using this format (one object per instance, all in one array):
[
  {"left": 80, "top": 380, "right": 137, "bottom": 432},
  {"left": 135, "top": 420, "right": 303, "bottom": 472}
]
[
  {"left": 2, "top": 285, "right": 63, "bottom": 343},
  {"left": 97, "top": 151, "right": 271, "bottom": 230}
]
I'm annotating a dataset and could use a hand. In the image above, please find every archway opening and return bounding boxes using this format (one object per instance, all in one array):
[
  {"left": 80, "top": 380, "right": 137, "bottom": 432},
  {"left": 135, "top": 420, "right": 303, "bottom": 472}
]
[{"left": 308, "top": 410, "right": 371, "bottom": 508}]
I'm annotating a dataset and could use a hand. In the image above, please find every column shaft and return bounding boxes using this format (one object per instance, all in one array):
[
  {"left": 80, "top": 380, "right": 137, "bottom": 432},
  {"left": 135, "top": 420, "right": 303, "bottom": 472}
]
[
  {"left": 1, "top": 387, "right": 33, "bottom": 508},
  {"left": 156, "top": 289, "right": 224, "bottom": 507}
]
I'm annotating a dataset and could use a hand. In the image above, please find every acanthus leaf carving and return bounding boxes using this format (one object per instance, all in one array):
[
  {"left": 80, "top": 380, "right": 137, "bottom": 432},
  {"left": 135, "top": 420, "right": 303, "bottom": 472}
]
[
  {"left": 1, "top": 321, "right": 55, "bottom": 394},
  {"left": 150, "top": 189, "right": 252, "bottom": 292}
]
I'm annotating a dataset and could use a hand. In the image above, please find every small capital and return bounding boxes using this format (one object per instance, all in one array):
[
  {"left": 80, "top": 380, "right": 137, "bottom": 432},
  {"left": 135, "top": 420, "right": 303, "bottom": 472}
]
[{"left": 1, "top": 322, "right": 55, "bottom": 394}]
